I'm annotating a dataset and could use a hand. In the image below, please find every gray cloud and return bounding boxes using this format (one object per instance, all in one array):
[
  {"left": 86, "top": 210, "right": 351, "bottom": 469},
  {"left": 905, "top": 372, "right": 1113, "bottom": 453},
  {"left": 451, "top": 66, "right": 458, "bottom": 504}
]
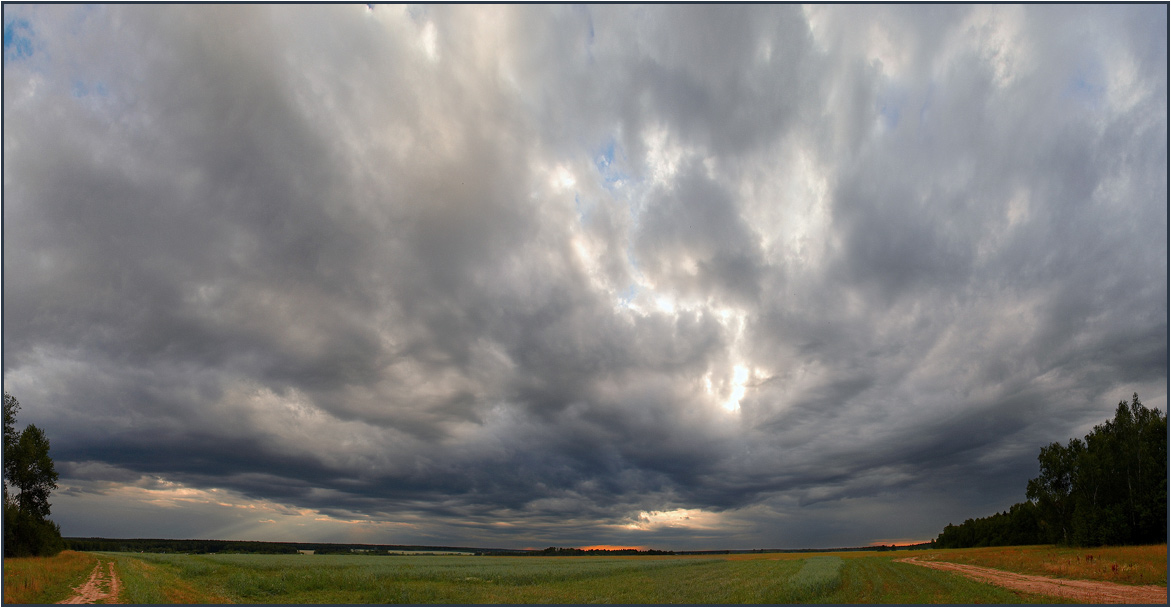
[{"left": 3, "top": 4, "right": 1166, "bottom": 550}]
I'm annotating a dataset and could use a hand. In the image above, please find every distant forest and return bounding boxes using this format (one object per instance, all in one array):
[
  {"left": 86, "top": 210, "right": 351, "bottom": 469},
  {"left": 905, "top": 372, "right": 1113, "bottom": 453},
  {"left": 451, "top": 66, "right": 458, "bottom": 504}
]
[
  {"left": 936, "top": 393, "right": 1167, "bottom": 548},
  {"left": 63, "top": 538, "right": 683, "bottom": 556},
  {"left": 64, "top": 538, "right": 506, "bottom": 555},
  {"left": 64, "top": 537, "right": 934, "bottom": 556}
]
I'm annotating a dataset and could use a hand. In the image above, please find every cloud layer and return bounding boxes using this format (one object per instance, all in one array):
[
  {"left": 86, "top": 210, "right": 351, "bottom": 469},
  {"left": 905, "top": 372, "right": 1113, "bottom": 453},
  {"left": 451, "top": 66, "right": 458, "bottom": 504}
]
[{"left": 3, "top": 4, "right": 1166, "bottom": 549}]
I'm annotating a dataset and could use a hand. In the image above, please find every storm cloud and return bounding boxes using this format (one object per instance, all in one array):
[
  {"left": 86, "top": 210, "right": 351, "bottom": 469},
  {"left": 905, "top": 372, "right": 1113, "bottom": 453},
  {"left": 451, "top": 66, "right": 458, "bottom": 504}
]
[{"left": 3, "top": 4, "right": 1166, "bottom": 549}]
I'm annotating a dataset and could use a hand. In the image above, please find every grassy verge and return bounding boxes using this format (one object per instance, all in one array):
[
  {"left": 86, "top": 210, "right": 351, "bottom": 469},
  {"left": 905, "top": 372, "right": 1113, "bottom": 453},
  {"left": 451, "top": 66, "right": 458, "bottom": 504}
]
[
  {"left": 925, "top": 544, "right": 1168, "bottom": 586},
  {"left": 2, "top": 550, "right": 99, "bottom": 604}
]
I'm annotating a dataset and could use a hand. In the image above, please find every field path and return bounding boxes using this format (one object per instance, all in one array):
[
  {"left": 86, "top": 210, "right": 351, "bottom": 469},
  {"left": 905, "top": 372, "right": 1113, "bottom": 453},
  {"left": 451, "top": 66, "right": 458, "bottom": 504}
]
[
  {"left": 897, "top": 556, "right": 1167, "bottom": 604},
  {"left": 57, "top": 560, "right": 121, "bottom": 604}
]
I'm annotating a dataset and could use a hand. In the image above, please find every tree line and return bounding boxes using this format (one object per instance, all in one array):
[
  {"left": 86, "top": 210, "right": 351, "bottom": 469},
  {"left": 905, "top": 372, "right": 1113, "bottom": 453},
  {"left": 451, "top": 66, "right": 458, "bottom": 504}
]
[
  {"left": 4, "top": 393, "right": 65, "bottom": 557},
  {"left": 65, "top": 537, "right": 497, "bottom": 555},
  {"left": 65, "top": 537, "right": 303, "bottom": 554},
  {"left": 499, "top": 546, "right": 677, "bottom": 556},
  {"left": 936, "top": 393, "right": 1167, "bottom": 548}
]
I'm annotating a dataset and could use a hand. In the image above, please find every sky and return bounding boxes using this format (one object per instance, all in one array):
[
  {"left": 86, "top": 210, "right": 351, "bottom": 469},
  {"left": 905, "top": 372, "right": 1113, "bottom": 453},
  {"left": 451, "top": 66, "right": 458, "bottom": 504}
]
[{"left": 2, "top": 4, "right": 1167, "bottom": 551}]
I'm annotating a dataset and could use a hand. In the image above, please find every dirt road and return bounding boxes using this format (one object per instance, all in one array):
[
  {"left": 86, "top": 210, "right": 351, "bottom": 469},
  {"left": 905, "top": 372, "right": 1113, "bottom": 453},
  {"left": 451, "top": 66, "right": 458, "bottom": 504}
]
[
  {"left": 897, "top": 556, "right": 1168, "bottom": 604},
  {"left": 57, "top": 560, "right": 121, "bottom": 604}
]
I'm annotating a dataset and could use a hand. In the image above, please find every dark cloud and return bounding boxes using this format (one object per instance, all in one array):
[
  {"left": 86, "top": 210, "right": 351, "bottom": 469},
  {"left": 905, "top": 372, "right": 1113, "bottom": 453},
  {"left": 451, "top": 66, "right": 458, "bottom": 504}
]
[
  {"left": 3, "top": 4, "right": 1166, "bottom": 549},
  {"left": 636, "top": 161, "right": 767, "bottom": 305}
]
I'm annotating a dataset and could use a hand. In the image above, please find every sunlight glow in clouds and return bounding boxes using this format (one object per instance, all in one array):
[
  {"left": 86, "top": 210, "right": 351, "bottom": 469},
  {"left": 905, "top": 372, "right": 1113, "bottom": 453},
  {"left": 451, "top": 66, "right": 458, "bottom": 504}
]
[
  {"left": 622, "top": 509, "right": 726, "bottom": 532},
  {"left": 725, "top": 365, "right": 749, "bottom": 413}
]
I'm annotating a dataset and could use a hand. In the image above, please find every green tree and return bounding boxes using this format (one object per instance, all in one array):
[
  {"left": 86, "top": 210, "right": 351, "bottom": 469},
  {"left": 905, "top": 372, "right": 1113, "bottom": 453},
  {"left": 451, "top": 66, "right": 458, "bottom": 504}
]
[
  {"left": 1026, "top": 438, "right": 1083, "bottom": 544},
  {"left": 10, "top": 425, "right": 58, "bottom": 519},
  {"left": 941, "top": 393, "right": 1166, "bottom": 548},
  {"left": 3, "top": 392, "right": 63, "bottom": 557},
  {"left": 3, "top": 393, "right": 18, "bottom": 506},
  {"left": 1069, "top": 393, "right": 1166, "bottom": 545}
]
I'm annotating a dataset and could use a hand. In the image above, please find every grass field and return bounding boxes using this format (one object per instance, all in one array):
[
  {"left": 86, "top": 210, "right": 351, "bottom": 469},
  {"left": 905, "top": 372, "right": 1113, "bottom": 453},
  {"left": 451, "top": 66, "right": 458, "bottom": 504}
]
[
  {"left": 2, "top": 550, "right": 100, "bottom": 604},
  {"left": 7, "top": 545, "right": 1162, "bottom": 604},
  {"left": 94, "top": 550, "right": 1067, "bottom": 604}
]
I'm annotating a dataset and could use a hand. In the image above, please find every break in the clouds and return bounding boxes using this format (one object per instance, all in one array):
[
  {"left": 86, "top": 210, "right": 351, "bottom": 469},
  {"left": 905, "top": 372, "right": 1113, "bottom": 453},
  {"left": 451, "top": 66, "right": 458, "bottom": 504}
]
[{"left": 3, "top": 4, "right": 1166, "bottom": 550}]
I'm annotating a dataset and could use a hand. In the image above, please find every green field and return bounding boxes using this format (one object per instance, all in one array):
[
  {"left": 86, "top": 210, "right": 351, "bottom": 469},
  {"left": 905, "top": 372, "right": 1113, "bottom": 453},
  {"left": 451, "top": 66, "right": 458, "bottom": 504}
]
[{"left": 82, "top": 550, "right": 1072, "bottom": 604}]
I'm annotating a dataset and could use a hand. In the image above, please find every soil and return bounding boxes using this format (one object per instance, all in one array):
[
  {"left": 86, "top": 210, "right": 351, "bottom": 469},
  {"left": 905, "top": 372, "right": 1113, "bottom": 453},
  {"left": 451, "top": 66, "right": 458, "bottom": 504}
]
[
  {"left": 897, "top": 556, "right": 1168, "bottom": 604},
  {"left": 57, "top": 561, "right": 121, "bottom": 605}
]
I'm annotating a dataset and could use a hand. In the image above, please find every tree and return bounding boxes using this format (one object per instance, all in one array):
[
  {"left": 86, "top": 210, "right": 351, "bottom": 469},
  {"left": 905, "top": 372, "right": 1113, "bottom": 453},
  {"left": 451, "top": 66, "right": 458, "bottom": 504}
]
[
  {"left": 1068, "top": 393, "right": 1167, "bottom": 545},
  {"left": 10, "top": 425, "right": 58, "bottom": 519},
  {"left": 1026, "top": 438, "right": 1083, "bottom": 544},
  {"left": 3, "top": 392, "right": 63, "bottom": 557},
  {"left": 943, "top": 393, "right": 1166, "bottom": 548},
  {"left": 3, "top": 393, "right": 19, "bottom": 504}
]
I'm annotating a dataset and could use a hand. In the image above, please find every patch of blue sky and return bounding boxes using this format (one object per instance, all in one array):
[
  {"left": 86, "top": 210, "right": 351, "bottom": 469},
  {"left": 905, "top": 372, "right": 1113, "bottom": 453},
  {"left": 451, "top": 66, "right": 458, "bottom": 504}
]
[
  {"left": 594, "top": 137, "right": 633, "bottom": 189},
  {"left": 618, "top": 282, "right": 639, "bottom": 306},
  {"left": 877, "top": 95, "right": 902, "bottom": 130},
  {"left": 587, "top": 135, "right": 648, "bottom": 273},
  {"left": 4, "top": 18, "right": 34, "bottom": 62},
  {"left": 72, "top": 79, "right": 109, "bottom": 99},
  {"left": 595, "top": 139, "right": 615, "bottom": 169},
  {"left": 1063, "top": 65, "right": 1105, "bottom": 110},
  {"left": 875, "top": 80, "right": 908, "bottom": 130}
]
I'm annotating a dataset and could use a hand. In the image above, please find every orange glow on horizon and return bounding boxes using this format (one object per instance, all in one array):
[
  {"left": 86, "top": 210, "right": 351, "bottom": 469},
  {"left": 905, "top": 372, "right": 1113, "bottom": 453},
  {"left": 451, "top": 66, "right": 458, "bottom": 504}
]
[
  {"left": 522, "top": 545, "right": 650, "bottom": 552},
  {"left": 868, "top": 539, "right": 929, "bottom": 547}
]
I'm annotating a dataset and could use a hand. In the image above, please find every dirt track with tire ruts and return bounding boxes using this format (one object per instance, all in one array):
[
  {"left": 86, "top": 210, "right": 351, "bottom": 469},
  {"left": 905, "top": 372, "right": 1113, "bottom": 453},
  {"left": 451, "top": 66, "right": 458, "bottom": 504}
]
[
  {"left": 57, "top": 560, "right": 121, "bottom": 604},
  {"left": 897, "top": 556, "right": 1167, "bottom": 604}
]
